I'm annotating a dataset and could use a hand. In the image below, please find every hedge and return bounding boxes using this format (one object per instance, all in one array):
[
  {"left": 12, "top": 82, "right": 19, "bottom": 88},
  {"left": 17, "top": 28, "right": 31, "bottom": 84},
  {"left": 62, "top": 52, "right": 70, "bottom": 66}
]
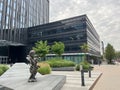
[{"left": 46, "top": 58, "right": 75, "bottom": 68}]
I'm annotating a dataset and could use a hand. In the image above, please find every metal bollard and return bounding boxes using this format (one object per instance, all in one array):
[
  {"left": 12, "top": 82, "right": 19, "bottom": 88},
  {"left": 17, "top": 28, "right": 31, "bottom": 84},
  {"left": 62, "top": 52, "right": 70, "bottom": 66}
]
[
  {"left": 81, "top": 70, "right": 85, "bottom": 86},
  {"left": 88, "top": 69, "right": 91, "bottom": 78},
  {"left": 10, "top": 63, "right": 13, "bottom": 67},
  {"left": 80, "top": 65, "right": 85, "bottom": 86}
]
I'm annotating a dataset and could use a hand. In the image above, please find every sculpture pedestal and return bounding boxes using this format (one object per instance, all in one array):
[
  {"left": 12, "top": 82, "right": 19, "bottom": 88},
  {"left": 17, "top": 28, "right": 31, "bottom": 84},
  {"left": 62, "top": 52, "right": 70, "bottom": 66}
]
[{"left": 0, "top": 63, "right": 66, "bottom": 90}]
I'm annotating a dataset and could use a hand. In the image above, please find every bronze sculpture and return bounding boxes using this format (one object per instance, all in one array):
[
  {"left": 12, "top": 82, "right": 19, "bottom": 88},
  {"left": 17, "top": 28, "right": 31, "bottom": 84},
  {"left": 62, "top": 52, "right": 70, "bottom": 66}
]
[{"left": 26, "top": 50, "right": 38, "bottom": 82}]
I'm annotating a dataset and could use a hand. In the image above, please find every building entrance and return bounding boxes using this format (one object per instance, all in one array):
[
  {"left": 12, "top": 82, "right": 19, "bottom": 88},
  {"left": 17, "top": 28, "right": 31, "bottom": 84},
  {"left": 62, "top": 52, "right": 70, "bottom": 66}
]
[{"left": 8, "top": 46, "right": 26, "bottom": 63}]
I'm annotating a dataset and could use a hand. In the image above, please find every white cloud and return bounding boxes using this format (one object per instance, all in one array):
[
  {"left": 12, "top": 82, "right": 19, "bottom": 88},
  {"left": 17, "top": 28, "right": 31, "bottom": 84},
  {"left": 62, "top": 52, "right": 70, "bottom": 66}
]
[{"left": 50, "top": 0, "right": 120, "bottom": 51}]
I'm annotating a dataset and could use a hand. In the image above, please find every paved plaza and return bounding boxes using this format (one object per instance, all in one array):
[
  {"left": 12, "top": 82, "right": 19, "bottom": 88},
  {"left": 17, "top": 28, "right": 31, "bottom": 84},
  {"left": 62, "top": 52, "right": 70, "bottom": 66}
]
[
  {"left": 0, "top": 63, "right": 102, "bottom": 90},
  {"left": 0, "top": 63, "right": 66, "bottom": 90},
  {"left": 1, "top": 63, "right": 120, "bottom": 90},
  {"left": 93, "top": 65, "right": 120, "bottom": 90},
  {"left": 52, "top": 71, "right": 102, "bottom": 90}
]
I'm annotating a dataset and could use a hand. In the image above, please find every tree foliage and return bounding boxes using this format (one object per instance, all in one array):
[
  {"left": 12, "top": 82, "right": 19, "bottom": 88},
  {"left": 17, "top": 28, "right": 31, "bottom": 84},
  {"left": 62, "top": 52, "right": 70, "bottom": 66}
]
[
  {"left": 105, "top": 43, "right": 115, "bottom": 64},
  {"left": 51, "top": 42, "right": 65, "bottom": 56},
  {"left": 115, "top": 51, "right": 120, "bottom": 60},
  {"left": 80, "top": 43, "right": 89, "bottom": 53},
  {"left": 33, "top": 40, "right": 50, "bottom": 57},
  {"left": 80, "top": 43, "right": 89, "bottom": 61}
]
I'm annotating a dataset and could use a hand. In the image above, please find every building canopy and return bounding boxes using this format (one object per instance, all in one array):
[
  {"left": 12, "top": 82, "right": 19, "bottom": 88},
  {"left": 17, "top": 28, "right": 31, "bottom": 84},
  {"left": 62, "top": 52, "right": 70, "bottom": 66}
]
[{"left": 0, "top": 40, "right": 25, "bottom": 47}]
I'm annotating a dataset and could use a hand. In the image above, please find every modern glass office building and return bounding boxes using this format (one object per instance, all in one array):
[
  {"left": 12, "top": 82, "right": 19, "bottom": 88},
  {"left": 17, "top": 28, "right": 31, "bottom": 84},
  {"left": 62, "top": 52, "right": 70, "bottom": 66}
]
[
  {"left": 0, "top": 0, "right": 49, "bottom": 42},
  {"left": 0, "top": 0, "right": 100, "bottom": 64},
  {"left": 28, "top": 15, "right": 100, "bottom": 63},
  {"left": 28, "top": 15, "right": 100, "bottom": 55},
  {"left": 0, "top": 0, "right": 49, "bottom": 63}
]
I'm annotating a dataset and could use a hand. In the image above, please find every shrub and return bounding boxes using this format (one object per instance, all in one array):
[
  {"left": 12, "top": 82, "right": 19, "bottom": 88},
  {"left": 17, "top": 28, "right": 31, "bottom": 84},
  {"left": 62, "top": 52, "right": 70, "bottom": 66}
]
[
  {"left": 0, "top": 65, "right": 9, "bottom": 76},
  {"left": 46, "top": 58, "right": 75, "bottom": 68},
  {"left": 0, "top": 69, "right": 4, "bottom": 76},
  {"left": 76, "top": 61, "right": 91, "bottom": 71},
  {"left": 0, "top": 65, "right": 9, "bottom": 72},
  {"left": 37, "top": 62, "right": 51, "bottom": 75}
]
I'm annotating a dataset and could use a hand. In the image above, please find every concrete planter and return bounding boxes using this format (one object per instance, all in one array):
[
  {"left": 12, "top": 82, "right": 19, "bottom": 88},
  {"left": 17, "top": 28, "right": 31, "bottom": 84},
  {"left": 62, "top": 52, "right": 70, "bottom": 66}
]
[{"left": 52, "top": 67, "right": 75, "bottom": 71}]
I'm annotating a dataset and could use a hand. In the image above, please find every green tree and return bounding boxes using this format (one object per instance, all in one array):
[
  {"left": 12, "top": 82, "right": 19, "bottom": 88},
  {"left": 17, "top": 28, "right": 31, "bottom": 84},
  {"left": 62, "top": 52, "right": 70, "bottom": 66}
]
[
  {"left": 80, "top": 43, "right": 89, "bottom": 61},
  {"left": 115, "top": 51, "right": 120, "bottom": 60},
  {"left": 80, "top": 43, "right": 89, "bottom": 53},
  {"left": 105, "top": 43, "right": 115, "bottom": 64},
  {"left": 33, "top": 40, "right": 50, "bottom": 60},
  {"left": 51, "top": 42, "right": 65, "bottom": 57}
]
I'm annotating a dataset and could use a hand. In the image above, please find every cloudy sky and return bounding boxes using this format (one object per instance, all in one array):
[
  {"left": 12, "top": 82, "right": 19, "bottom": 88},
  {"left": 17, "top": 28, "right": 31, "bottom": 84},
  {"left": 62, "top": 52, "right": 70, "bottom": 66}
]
[{"left": 50, "top": 0, "right": 120, "bottom": 51}]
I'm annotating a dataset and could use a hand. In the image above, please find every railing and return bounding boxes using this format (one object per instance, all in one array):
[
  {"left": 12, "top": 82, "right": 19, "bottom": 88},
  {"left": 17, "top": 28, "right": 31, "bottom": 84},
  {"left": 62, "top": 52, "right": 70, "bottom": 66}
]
[{"left": 0, "top": 56, "right": 8, "bottom": 64}]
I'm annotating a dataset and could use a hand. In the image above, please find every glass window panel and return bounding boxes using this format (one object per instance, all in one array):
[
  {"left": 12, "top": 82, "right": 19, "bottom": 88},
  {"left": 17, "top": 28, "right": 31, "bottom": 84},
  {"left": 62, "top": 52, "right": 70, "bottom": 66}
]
[
  {"left": 8, "top": 0, "right": 11, "bottom": 5},
  {"left": 0, "top": 13, "right": 1, "bottom": 21},
  {"left": 0, "top": 3, "right": 3, "bottom": 11}
]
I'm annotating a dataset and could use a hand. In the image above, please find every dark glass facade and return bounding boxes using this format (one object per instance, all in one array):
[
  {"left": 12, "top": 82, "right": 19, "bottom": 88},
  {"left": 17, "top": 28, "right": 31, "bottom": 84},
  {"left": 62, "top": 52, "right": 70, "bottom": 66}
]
[
  {"left": 0, "top": 0, "right": 49, "bottom": 63},
  {"left": 0, "top": 12, "right": 100, "bottom": 63},
  {"left": 0, "top": 0, "right": 49, "bottom": 42},
  {"left": 28, "top": 15, "right": 100, "bottom": 57}
]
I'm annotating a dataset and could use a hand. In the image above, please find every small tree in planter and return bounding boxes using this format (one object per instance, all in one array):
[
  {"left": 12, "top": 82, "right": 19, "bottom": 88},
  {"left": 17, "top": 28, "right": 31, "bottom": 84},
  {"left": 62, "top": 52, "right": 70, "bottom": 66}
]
[
  {"left": 33, "top": 40, "right": 50, "bottom": 61},
  {"left": 51, "top": 42, "right": 65, "bottom": 58},
  {"left": 80, "top": 43, "right": 89, "bottom": 61},
  {"left": 79, "top": 43, "right": 91, "bottom": 70},
  {"left": 76, "top": 61, "right": 91, "bottom": 71}
]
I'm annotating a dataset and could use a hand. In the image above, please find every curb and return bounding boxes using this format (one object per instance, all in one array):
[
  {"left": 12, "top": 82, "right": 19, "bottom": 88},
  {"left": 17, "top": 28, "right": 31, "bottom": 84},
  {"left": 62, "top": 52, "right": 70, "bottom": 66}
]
[{"left": 89, "top": 73, "right": 103, "bottom": 90}]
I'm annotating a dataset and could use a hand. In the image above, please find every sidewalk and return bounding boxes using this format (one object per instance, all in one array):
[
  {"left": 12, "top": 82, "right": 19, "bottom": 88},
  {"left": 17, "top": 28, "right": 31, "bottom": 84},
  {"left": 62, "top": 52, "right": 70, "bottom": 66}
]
[
  {"left": 93, "top": 65, "right": 120, "bottom": 90},
  {"left": 52, "top": 71, "right": 102, "bottom": 90}
]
